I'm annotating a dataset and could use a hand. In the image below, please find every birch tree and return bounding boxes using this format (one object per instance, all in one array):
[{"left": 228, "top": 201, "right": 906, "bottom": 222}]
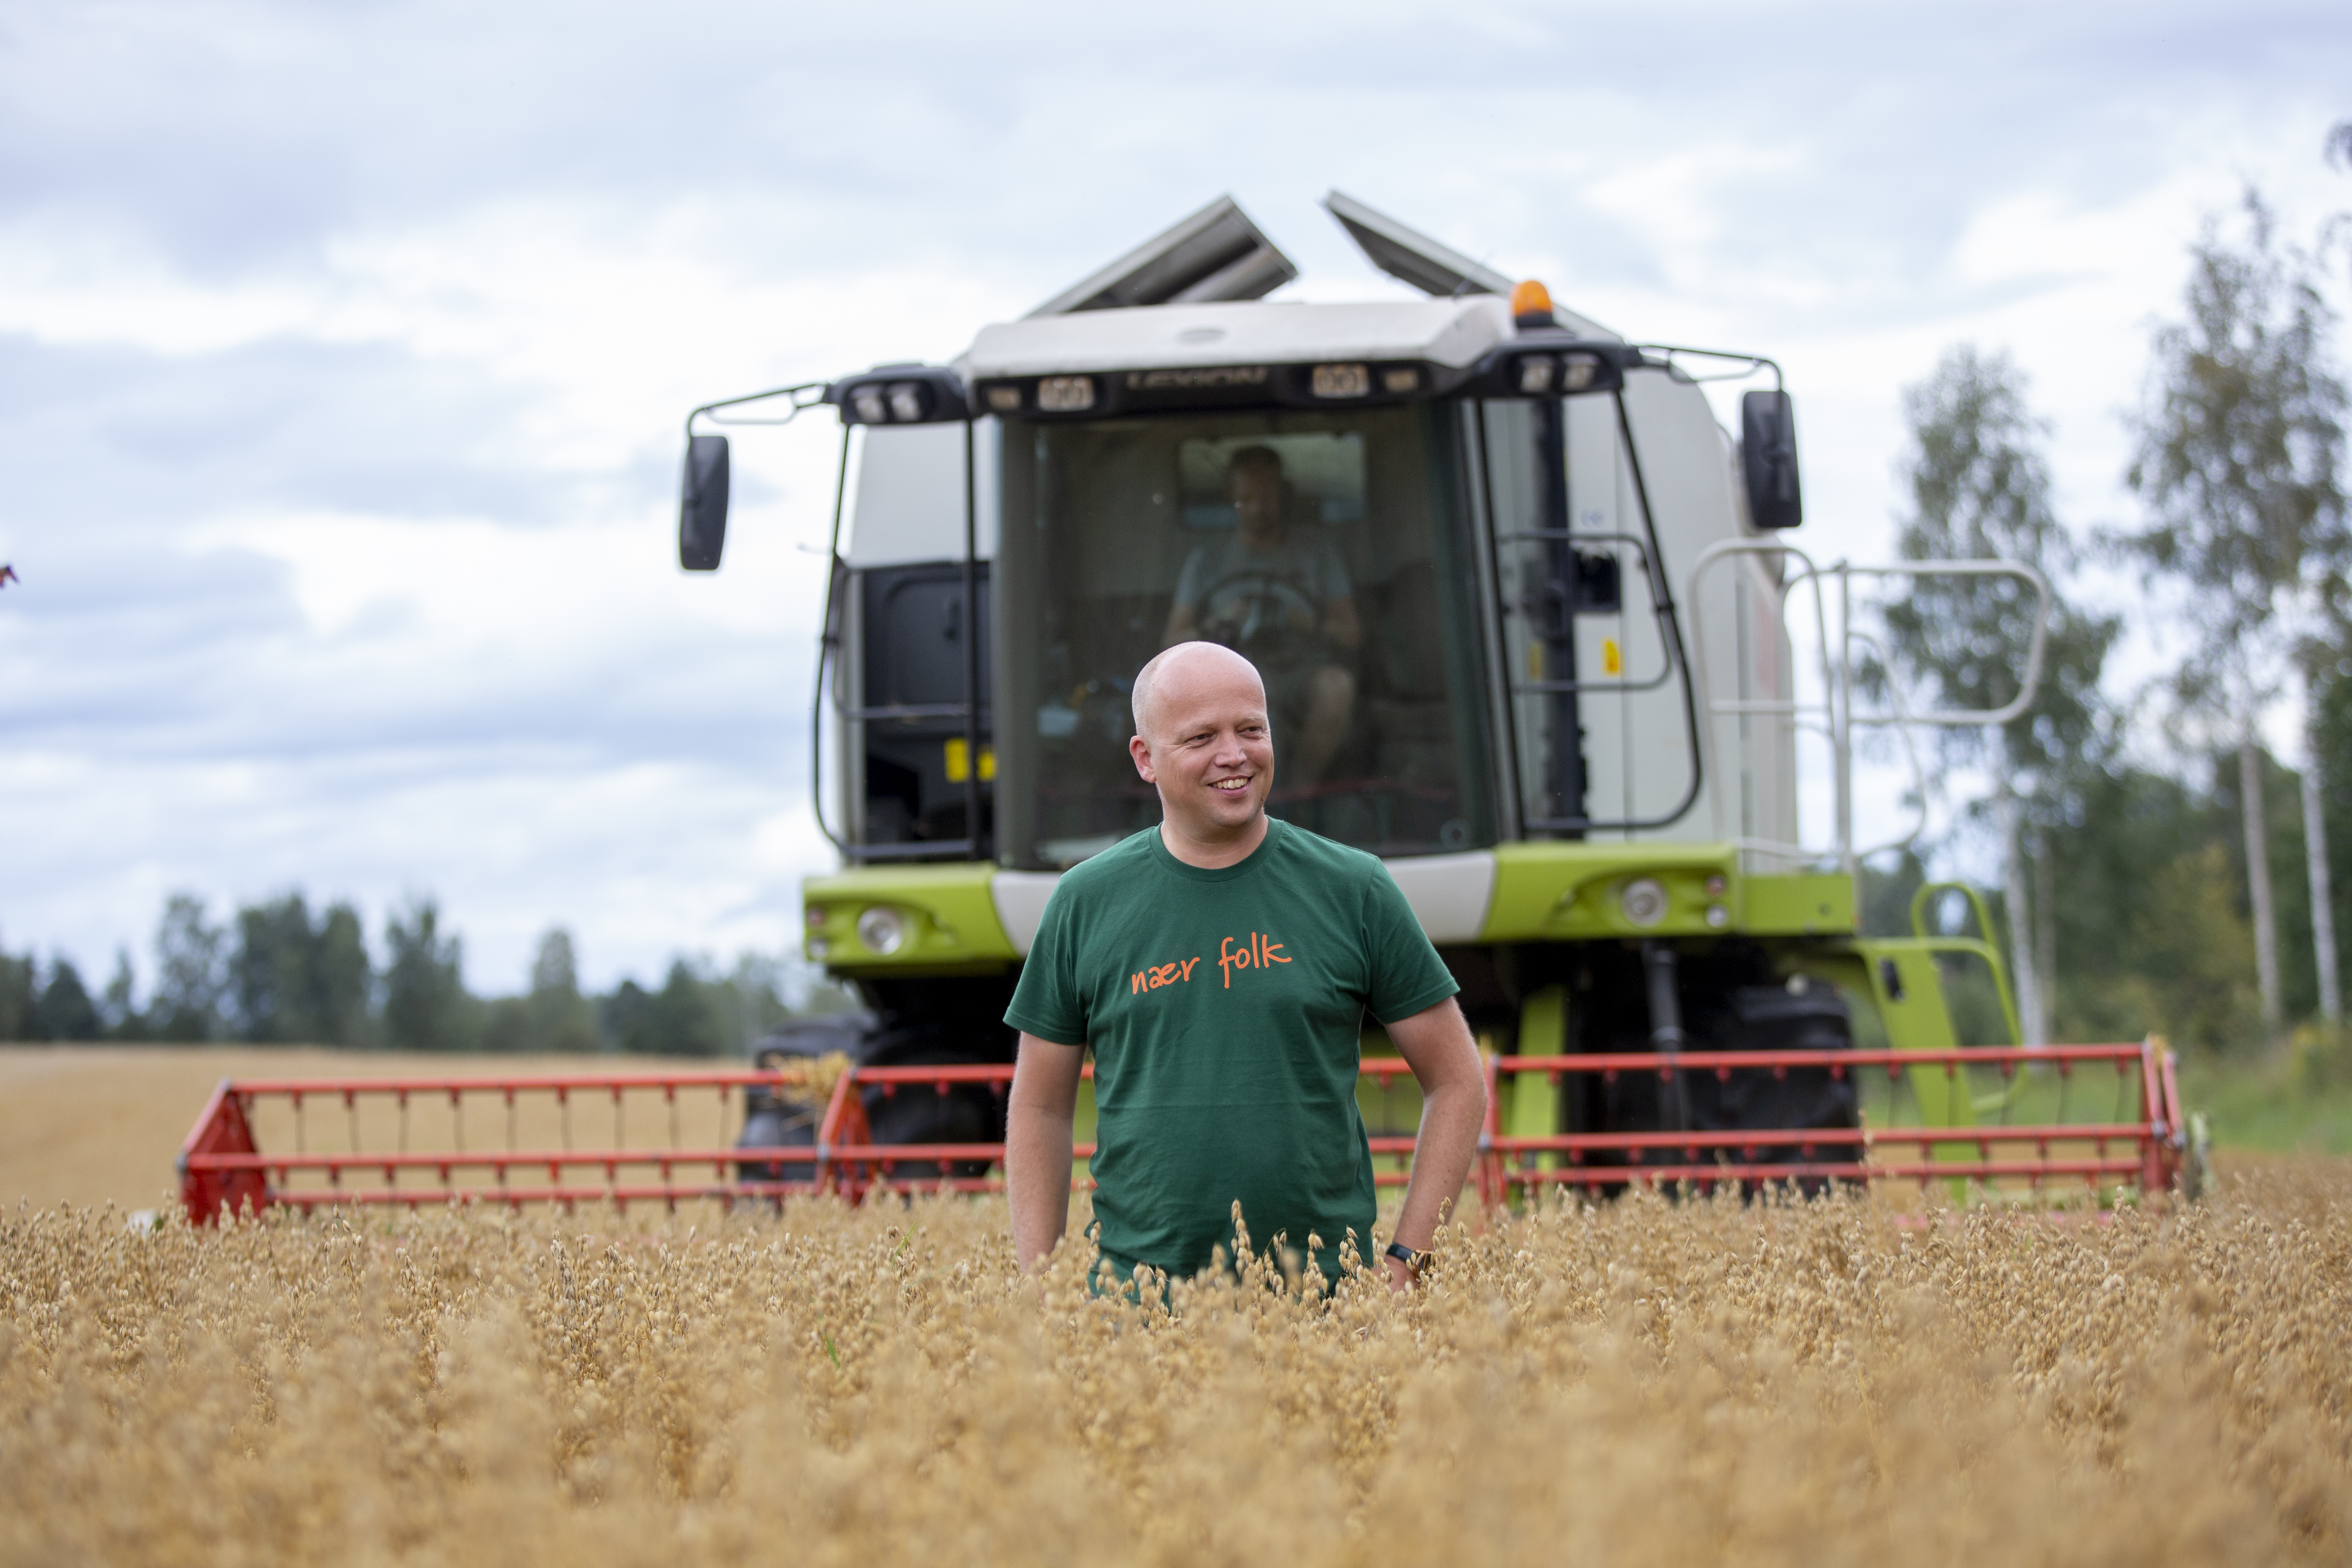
[
  {"left": 1886, "top": 346, "right": 2118, "bottom": 1046},
  {"left": 2121, "top": 189, "right": 2349, "bottom": 1033}
]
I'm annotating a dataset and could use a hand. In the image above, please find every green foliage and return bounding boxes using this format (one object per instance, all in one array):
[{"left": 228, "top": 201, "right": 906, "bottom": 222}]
[
  {"left": 99, "top": 950, "right": 140, "bottom": 1038},
  {"left": 0, "top": 950, "right": 31, "bottom": 1041},
  {"left": 601, "top": 960, "right": 728, "bottom": 1058},
  {"left": 151, "top": 893, "right": 229, "bottom": 1042},
  {"left": 382, "top": 897, "right": 476, "bottom": 1052},
  {"left": 2179, "top": 1044, "right": 2352, "bottom": 1154},
  {"left": 10, "top": 889, "right": 836, "bottom": 1054},
  {"left": 1865, "top": 199, "right": 2352, "bottom": 1059},
  {"left": 2034, "top": 768, "right": 2249, "bottom": 1049},
  {"left": 479, "top": 928, "right": 601, "bottom": 1054},
  {"left": 229, "top": 893, "right": 374, "bottom": 1046},
  {"left": 1882, "top": 344, "right": 2120, "bottom": 807},
  {"left": 2119, "top": 187, "right": 2349, "bottom": 709},
  {"left": 32, "top": 960, "right": 100, "bottom": 1041}
]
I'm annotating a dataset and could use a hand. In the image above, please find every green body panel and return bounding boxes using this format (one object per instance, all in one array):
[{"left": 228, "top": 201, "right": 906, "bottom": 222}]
[
  {"left": 1845, "top": 942, "right": 1973, "bottom": 1134},
  {"left": 1743, "top": 875, "right": 1857, "bottom": 934},
  {"left": 1477, "top": 842, "right": 1857, "bottom": 942},
  {"left": 806, "top": 844, "right": 1865, "bottom": 971},
  {"left": 803, "top": 863, "right": 1016, "bottom": 972},
  {"left": 1801, "top": 935, "right": 2023, "bottom": 1188},
  {"left": 1479, "top": 842, "right": 1737, "bottom": 941},
  {"left": 1503, "top": 985, "right": 1568, "bottom": 1172},
  {"left": 799, "top": 853, "right": 2008, "bottom": 1148}
]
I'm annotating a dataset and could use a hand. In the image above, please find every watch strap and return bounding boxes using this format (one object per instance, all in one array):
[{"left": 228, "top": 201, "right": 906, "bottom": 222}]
[{"left": 1385, "top": 1240, "right": 1430, "bottom": 1272}]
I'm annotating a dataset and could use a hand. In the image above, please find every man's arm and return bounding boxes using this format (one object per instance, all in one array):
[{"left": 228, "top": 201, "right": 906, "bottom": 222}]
[
  {"left": 1007, "top": 1031, "right": 1087, "bottom": 1271},
  {"left": 1381, "top": 997, "right": 1487, "bottom": 1290},
  {"left": 1162, "top": 600, "right": 1199, "bottom": 646}
]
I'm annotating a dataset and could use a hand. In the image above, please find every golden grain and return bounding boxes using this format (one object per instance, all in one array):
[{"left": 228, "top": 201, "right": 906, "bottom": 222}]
[{"left": 4, "top": 1168, "right": 2348, "bottom": 1566}]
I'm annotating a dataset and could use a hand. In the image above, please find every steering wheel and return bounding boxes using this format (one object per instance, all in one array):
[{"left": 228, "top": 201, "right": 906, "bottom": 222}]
[{"left": 1191, "top": 569, "right": 1323, "bottom": 653}]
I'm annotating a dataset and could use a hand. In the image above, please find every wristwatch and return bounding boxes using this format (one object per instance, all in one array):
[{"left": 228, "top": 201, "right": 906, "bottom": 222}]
[{"left": 1384, "top": 1240, "right": 1432, "bottom": 1276}]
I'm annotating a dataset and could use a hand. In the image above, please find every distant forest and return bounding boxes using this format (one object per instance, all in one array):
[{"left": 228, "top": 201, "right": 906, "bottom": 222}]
[{"left": 0, "top": 892, "right": 853, "bottom": 1056}]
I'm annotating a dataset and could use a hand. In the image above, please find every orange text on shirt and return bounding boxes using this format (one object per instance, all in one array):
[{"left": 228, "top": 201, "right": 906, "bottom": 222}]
[{"left": 1217, "top": 932, "right": 1290, "bottom": 988}]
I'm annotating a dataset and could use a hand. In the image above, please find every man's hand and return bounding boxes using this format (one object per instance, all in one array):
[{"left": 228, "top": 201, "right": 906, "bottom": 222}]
[
  {"left": 1380, "top": 998, "right": 1486, "bottom": 1292},
  {"left": 1006, "top": 1032, "right": 1086, "bottom": 1272}
]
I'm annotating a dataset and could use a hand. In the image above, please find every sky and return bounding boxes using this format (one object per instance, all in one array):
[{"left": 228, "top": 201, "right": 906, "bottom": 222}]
[{"left": 3, "top": 0, "right": 2350, "bottom": 995}]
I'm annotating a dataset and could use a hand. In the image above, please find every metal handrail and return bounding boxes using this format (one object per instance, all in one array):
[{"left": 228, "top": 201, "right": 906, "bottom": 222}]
[{"left": 1685, "top": 542, "right": 2051, "bottom": 872}]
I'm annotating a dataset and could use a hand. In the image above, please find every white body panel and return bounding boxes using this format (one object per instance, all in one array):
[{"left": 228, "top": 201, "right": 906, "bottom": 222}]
[
  {"left": 1379, "top": 852, "right": 1498, "bottom": 942},
  {"left": 845, "top": 420, "right": 1001, "bottom": 568},
  {"left": 989, "top": 871, "right": 1060, "bottom": 955},
  {"left": 963, "top": 298, "right": 1526, "bottom": 380}
]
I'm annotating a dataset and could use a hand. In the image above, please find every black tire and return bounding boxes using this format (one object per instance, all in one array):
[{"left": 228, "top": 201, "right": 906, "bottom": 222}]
[
  {"left": 1684, "top": 981, "right": 1860, "bottom": 1198},
  {"left": 858, "top": 1029, "right": 1007, "bottom": 1182}
]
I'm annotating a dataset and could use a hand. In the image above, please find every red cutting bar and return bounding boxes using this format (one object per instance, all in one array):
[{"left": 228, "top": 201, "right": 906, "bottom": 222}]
[{"left": 176, "top": 1042, "right": 2183, "bottom": 1222}]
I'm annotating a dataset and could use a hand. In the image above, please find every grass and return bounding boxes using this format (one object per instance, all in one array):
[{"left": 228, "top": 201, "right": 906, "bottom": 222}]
[{"left": 2179, "top": 1051, "right": 2352, "bottom": 1156}]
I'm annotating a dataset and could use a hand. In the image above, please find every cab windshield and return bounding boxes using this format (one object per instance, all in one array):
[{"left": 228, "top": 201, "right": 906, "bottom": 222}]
[{"left": 996, "top": 403, "right": 1495, "bottom": 869}]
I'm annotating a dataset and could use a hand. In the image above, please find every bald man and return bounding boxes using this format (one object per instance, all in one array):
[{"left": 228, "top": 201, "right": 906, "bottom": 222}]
[{"left": 1004, "top": 641, "right": 1488, "bottom": 1295}]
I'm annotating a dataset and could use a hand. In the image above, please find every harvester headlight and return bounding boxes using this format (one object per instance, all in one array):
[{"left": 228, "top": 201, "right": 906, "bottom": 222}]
[
  {"left": 1381, "top": 366, "right": 1421, "bottom": 394},
  {"left": 1561, "top": 353, "right": 1602, "bottom": 393},
  {"left": 1705, "top": 904, "right": 1730, "bottom": 930},
  {"left": 1037, "top": 375, "right": 1096, "bottom": 412},
  {"left": 855, "top": 906, "right": 909, "bottom": 956},
  {"left": 1619, "top": 877, "right": 1668, "bottom": 928},
  {"left": 1516, "top": 355, "right": 1557, "bottom": 395},
  {"left": 886, "top": 382, "right": 927, "bottom": 422},
  {"left": 850, "top": 387, "right": 890, "bottom": 424},
  {"left": 986, "top": 385, "right": 1022, "bottom": 413},
  {"left": 1311, "top": 363, "right": 1371, "bottom": 399}
]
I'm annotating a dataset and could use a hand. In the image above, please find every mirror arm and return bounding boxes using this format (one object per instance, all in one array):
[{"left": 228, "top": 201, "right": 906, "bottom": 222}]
[
  {"left": 686, "top": 381, "right": 831, "bottom": 437},
  {"left": 1634, "top": 344, "right": 1784, "bottom": 391}
]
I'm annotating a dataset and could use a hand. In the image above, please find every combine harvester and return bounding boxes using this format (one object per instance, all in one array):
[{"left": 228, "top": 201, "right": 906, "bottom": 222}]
[{"left": 179, "top": 194, "right": 2199, "bottom": 1223}]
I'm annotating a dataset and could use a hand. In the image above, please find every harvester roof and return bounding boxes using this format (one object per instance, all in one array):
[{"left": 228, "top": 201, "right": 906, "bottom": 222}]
[
  {"left": 961, "top": 297, "right": 1518, "bottom": 380},
  {"left": 955, "top": 192, "right": 1616, "bottom": 383}
]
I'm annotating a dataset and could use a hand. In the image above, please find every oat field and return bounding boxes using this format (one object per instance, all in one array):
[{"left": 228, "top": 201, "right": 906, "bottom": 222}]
[{"left": 5, "top": 1164, "right": 2350, "bottom": 1568}]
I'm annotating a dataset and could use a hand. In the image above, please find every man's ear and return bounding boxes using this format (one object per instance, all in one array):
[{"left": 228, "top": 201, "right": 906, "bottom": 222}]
[{"left": 1129, "top": 733, "right": 1156, "bottom": 783}]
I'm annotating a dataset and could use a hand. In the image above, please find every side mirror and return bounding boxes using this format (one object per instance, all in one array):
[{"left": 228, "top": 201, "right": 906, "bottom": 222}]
[
  {"left": 1740, "top": 391, "right": 1802, "bottom": 530},
  {"left": 679, "top": 434, "right": 730, "bottom": 570}
]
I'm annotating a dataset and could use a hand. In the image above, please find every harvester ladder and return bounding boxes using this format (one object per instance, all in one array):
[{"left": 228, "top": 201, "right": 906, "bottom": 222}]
[{"left": 1685, "top": 540, "right": 2051, "bottom": 875}]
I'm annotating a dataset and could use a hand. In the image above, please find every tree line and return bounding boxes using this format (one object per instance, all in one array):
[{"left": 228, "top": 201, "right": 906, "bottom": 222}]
[
  {"left": 1878, "top": 163, "right": 2352, "bottom": 1058},
  {"left": 0, "top": 891, "right": 852, "bottom": 1054}
]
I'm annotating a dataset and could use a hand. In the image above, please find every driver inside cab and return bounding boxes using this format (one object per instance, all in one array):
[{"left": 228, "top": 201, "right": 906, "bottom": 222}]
[{"left": 1162, "top": 445, "right": 1361, "bottom": 785}]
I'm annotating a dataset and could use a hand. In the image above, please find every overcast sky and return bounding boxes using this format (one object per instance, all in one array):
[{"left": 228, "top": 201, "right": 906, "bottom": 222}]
[{"left": 3, "top": 0, "right": 2349, "bottom": 994}]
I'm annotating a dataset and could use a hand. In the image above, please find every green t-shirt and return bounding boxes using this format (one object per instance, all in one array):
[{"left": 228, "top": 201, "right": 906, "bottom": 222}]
[{"left": 1003, "top": 817, "right": 1459, "bottom": 1281}]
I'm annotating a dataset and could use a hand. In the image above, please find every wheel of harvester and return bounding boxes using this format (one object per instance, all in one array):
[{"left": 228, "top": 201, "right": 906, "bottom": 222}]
[
  {"left": 851, "top": 976, "right": 1018, "bottom": 1184},
  {"left": 1683, "top": 975, "right": 1860, "bottom": 1198},
  {"left": 1575, "top": 947, "right": 1859, "bottom": 1200},
  {"left": 861, "top": 1035, "right": 1006, "bottom": 1182}
]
